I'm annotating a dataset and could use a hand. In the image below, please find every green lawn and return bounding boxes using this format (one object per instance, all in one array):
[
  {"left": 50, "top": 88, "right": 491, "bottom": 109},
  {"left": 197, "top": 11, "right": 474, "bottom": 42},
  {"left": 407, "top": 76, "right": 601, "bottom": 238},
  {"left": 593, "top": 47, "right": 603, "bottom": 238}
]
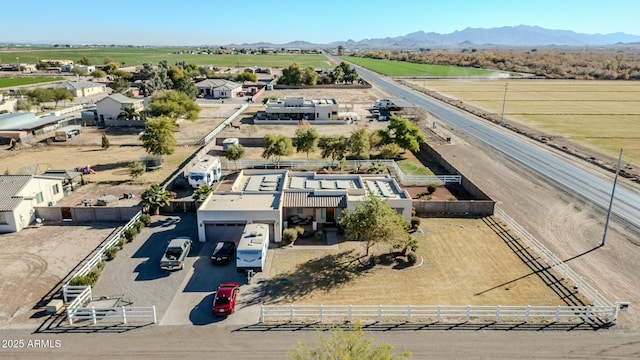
[
  {"left": 1, "top": 47, "right": 331, "bottom": 68},
  {"left": 396, "top": 158, "right": 434, "bottom": 176},
  {"left": 341, "top": 56, "right": 499, "bottom": 77},
  {"left": 0, "top": 77, "right": 64, "bottom": 88}
]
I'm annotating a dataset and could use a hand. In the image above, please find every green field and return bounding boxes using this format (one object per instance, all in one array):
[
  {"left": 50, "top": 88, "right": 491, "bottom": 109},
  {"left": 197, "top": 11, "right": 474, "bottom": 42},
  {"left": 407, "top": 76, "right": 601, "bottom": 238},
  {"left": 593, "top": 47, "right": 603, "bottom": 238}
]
[
  {"left": 0, "top": 77, "right": 64, "bottom": 88},
  {"left": 0, "top": 47, "right": 330, "bottom": 68},
  {"left": 342, "top": 56, "right": 499, "bottom": 77},
  {"left": 412, "top": 79, "right": 640, "bottom": 166}
]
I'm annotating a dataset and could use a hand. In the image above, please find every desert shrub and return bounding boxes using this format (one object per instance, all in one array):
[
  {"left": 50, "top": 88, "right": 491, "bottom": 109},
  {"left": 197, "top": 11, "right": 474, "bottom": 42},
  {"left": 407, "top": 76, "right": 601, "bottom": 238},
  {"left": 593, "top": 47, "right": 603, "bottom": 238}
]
[
  {"left": 117, "top": 238, "right": 126, "bottom": 248},
  {"left": 410, "top": 216, "right": 421, "bottom": 230},
  {"left": 133, "top": 220, "right": 145, "bottom": 232},
  {"left": 123, "top": 228, "right": 137, "bottom": 243},
  {"left": 139, "top": 214, "right": 152, "bottom": 226},
  {"left": 295, "top": 226, "right": 304, "bottom": 236},
  {"left": 283, "top": 228, "right": 299, "bottom": 245},
  {"left": 104, "top": 247, "right": 118, "bottom": 261},
  {"left": 68, "top": 263, "right": 103, "bottom": 287},
  {"left": 407, "top": 252, "right": 417, "bottom": 265},
  {"left": 427, "top": 184, "right": 437, "bottom": 194},
  {"left": 405, "top": 236, "right": 419, "bottom": 253},
  {"left": 411, "top": 207, "right": 416, "bottom": 217},
  {"left": 368, "top": 255, "right": 380, "bottom": 265}
]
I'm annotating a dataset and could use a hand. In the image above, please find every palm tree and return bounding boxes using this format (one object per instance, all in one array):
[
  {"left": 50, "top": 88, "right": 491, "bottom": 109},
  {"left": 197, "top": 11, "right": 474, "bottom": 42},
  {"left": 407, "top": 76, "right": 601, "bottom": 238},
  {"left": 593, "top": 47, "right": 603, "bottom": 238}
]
[
  {"left": 117, "top": 106, "right": 140, "bottom": 120},
  {"left": 140, "top": 184, "right": 170, "bottom": 215}
]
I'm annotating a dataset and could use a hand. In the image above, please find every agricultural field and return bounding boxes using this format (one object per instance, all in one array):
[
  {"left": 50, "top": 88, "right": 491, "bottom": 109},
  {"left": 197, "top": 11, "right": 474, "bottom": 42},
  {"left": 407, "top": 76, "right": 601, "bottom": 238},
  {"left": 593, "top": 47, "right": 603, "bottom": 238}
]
[
  {"left": 0, "top": 77, "right": 63, "bottom": 88},
  {"left": 411, "top": 79, "right": 640, "bottom": 167},
  {"left": 0, "top": 47, "right": 330, "bottom": 68},
  {"left": 342, "top": 56, "right": 501, "bottom": 77}
]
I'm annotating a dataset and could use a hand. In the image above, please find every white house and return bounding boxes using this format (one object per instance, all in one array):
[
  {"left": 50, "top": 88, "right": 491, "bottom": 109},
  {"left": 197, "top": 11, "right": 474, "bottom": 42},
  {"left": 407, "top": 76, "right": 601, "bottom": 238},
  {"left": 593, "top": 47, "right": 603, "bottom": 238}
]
[
  {"left": 95, "top": 93, "right": 145, "bottom": 127},
  {"left": 196, "top": 170, "right": 412, "bottom": 243},
  {"left": 260, "top": 97, "right": 339, "bottom": 122},
  {"left": 60, "top": 80, "right": 106, "bottom": 97},
  {"left": 195, "top": 79, "right": 242, "bottom": 99},
  {"left": 0, "top": 175, "right": 64, "bottom": 233}
]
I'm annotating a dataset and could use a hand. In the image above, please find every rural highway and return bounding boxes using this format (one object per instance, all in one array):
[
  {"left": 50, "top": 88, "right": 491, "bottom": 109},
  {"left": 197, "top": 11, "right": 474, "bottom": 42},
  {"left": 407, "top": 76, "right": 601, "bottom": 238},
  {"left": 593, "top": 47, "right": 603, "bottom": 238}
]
[{"left": 333, "top": 55, "right": 640, "bottom": 232}]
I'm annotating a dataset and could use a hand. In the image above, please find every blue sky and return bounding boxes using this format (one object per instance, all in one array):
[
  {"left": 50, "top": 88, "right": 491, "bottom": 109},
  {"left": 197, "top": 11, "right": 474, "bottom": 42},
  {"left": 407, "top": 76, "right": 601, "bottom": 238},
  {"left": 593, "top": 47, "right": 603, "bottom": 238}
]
[{"left": 2, "top": 0, "right": 639, "bottom": 45}]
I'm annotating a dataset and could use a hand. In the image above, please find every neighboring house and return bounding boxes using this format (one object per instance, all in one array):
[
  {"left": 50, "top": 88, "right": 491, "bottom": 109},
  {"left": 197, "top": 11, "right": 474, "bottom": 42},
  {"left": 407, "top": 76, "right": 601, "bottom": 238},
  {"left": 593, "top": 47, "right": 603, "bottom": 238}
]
[
  {"left": 60, "top": 80, "right": 107, "bottom": 97},
  {"left": 262, "top": 97, "right": 338, "bottom": 122},
  {"left": 95, "top": 94, "right": 145, "bottom": 127},
  {"left": 0, "top": 175, "right": 64, "bottom": 233},
  {"left": 195, "top": 79, "right": 242, "bottom": 99},
  {"left": 196, "top": 169, "right": 412, "bottom": 243},
  {"left": 244, "top": 66, "right": 272, "bottom": 75}
]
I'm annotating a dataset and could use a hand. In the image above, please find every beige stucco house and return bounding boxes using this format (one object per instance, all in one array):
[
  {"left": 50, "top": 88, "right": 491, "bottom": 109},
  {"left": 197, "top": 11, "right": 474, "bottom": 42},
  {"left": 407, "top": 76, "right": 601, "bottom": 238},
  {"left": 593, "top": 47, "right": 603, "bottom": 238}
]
[
  {"left": 0, "top": 175, "right": 64, "bottom": 233},
  {"left": 96, "top": 93, "right": 145, "bottom": 127}
]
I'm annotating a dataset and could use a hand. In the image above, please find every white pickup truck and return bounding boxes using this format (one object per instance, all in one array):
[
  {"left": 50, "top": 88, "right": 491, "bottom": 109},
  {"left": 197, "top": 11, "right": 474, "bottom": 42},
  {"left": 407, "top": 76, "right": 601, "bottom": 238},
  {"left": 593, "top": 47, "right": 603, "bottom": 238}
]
[{"left": 160, "top": 237, "right": 192, "bottom": 271}]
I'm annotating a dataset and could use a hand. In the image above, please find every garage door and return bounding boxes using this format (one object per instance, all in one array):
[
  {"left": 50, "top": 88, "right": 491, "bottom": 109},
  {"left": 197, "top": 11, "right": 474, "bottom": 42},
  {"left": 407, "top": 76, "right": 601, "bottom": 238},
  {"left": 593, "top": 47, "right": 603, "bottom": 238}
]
[{"left": 204, "top": 222, "right": 246, "bottom": 242}]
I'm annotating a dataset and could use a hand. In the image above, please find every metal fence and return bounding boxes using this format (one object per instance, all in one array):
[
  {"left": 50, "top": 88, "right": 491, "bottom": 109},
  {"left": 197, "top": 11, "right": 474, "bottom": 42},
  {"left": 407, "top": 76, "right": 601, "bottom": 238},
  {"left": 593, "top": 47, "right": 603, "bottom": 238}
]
[
  {"left": 260, "top": 304, "right": 616, "bottom": 324},
  {"left": 199, "top": 104, "right": 248, "bottom": 145}
]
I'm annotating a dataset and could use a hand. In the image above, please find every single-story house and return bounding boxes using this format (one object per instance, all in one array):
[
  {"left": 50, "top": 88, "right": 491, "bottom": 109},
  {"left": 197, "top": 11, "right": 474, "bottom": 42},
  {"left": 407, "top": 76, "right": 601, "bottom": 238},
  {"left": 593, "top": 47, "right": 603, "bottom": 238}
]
[
  {"left": 196, "top": 170, "right": 412, "bottom": 243},
  {"left": 96, "top": 93, "right": 145, "bottom": 127},
  {"left": 60, "top": 80, "right": 106, "bottom": 97},
  {"left": 195, "top": 79, "right": 242, "bottom": 99},
  {"left": 0, "top": 175, "right": 65, "bottom": 233}
]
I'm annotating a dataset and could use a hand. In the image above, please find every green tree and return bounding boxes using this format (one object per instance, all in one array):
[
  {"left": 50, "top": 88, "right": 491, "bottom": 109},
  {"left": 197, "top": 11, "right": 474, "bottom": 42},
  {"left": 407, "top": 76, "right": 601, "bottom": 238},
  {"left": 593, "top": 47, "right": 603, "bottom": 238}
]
[
  {"left": 27, "top": 88, "right": 53, "bottom": 111},
  {"left": 16, "top": 100, "right": 32, "bottom": 111},
  {"left": 103, "top": 57, "right": 113, "bottom": 65},
  {"left": 72, "top": 67, "right": 88, "bottom": 76},
  {"left": 78, "top": 56, "right": 92, "bottom": 65},
  {"left": 225, "top": 143, "right": 245, "bottom": 170},
  {"left": 149, "top": 90, "right": 201, "bottom": 120},
  {"left": 167, "top": 66, "right": 185, "bottom": 83},
  {"left": 279, "top": 62, "right": 303, "bottom": 85},
  {"left": 140, "top": 116, "right": 177, "bottom": 163},
  {"left": 339, "top": 195, "right": 410, "bottom": 256},
  {"left": 349, "top": 128, "right": 371, "bottom": 160},
  {"left": 318, "top": 135, "right": 348, "bottom": 167},
  {"left": 303, "top": 66, "right": 318, "bottom": 85},
  {"left": 113, "top": 69, "right": 133, "bottom": 79},
  {"left": 289, "top": 322, "right": 411, "bottom": 360},
  {"left": 378, "top": 143, "right": 401, "bottom": 159},
  {"left": 101, "top": 132, "right": 110, "bottom": 150},
  {"left": 172, "top": 76, "right": 196, "bottom": 99},
  {"left": 128, "top": 160, "right": 145, "bottom": 180},
  {"left": 294, "top": 127, "right": 318, "bottom": 160},
  {"left": 192, "top": 186, "right": 212, "bottom": 204},
  {"left": 379, "top": 115, "right": 425, "bottom": 153},
  {"left": 262, "top": 134, "right": 293, "bottom": 167},
  {"left": 91, "top": 69, "right": 106, "bottom": 78},
  {"left": 235, "top": 72, "right": 258, "bottom": 82},
  {"left": 108, "top": 77, "right": 131, "bottom": 95},
  {"left": 52, "top": 88, "right": 73, "bottom": 108},
  {"left": 103, "top": 62, "right": 119, "bottom": 74},
  {"left": 118, "top": 106, "right": 141, "bottom": 120},
  {"left": 140, "top": 184, "right": 170, "bottom": 215}
]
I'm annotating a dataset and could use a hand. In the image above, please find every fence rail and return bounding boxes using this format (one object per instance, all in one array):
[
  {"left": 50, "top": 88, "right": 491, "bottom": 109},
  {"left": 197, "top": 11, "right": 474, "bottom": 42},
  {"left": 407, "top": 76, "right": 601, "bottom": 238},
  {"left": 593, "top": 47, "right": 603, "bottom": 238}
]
[
  {"left": 199, "top": 104, "right": 248, "bottom": 145},
  {"left": 494, "top": 207, "right": 613, "bottom": 308},
  {"left": 260, "top": 304, "right": 616, "bottom": 324},
  {"left": 68, "top": 306, "right": 156, "bottom": 325}
]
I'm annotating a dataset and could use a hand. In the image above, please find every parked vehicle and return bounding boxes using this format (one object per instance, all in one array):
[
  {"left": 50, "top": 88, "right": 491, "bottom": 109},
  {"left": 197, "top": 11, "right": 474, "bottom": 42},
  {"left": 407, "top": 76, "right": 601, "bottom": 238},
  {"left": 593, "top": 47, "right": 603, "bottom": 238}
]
[
  {"left": 212, "top": 282, "right": 239, "bottom": 316},
  {"left": 236, "top": 223, "right": 269, "bottom": 273},
  {"left": 210, "top": 241, "right": 236, "bottom": 264},
  {"left": 160, "top": 237, "right": 192, "bottom": 271},
  {"left": 188, "top": 156, "right": 221, "bottom": 188}
]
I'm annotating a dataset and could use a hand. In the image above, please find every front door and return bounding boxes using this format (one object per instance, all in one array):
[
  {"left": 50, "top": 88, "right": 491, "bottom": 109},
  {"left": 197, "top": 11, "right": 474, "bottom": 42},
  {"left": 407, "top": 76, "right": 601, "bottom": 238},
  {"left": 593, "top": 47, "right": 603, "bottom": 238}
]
[
  {"left": 325, "top": 208, "right": 335, "bottom": 223},
  {"left": 61, "top": 207, "right": 72, "bottom": 221}
]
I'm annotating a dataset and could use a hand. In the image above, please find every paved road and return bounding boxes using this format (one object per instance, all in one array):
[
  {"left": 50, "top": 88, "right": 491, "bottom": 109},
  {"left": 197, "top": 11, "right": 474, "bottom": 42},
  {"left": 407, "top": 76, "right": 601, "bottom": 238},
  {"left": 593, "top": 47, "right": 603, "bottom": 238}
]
[{"left": 330, "top": 54, "right": 640, "bottom": 232}]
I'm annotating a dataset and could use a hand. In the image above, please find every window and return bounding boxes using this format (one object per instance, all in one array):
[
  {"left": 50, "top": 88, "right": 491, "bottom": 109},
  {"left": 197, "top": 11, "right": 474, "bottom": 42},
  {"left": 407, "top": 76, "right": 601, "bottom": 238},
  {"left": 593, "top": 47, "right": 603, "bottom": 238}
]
[
  {"left": 36, "top": 192, "right": 44, "bottom": 204},
  {"left": 0, "top": 212, "right": 7, "bottom": 225},
  {"left": 52, "top": 184, "right": 60, "bottom": 195},
  {"left": 321, "top": 208, "right": 326, "bottom": 219}
]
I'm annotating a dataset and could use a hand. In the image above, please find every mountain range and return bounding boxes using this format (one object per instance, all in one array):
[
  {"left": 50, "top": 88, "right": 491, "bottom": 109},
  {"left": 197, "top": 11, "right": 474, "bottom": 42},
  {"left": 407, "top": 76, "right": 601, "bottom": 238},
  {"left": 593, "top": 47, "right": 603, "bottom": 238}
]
[{"left": 229, "top": 25, "right": 640, "bottom": 49}]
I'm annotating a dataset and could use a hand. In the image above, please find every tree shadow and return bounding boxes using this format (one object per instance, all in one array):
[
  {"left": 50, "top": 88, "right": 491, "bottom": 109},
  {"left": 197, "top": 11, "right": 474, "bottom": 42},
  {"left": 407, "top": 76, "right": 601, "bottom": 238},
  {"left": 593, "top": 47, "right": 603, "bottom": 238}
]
[{"left": 263, "top": 249, "right": 369, "bottom": 303}]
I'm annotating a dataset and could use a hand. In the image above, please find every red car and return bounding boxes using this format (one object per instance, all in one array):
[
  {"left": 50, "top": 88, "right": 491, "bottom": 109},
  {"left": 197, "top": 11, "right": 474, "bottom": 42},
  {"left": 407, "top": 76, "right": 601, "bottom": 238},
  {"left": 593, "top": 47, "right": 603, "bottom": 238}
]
[{"left": 212, "top": 282, "right": 239, "bottom": 316}]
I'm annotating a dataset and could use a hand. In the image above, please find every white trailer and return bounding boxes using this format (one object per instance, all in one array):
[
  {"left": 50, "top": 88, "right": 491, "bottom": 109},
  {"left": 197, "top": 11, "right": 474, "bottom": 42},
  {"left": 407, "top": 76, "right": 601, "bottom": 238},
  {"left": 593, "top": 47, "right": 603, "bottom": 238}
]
[
  {"left": 188, "top": 155, "right": 221, "bottom": 188},
  {"left": 236, "top": 223, "right": 269, "bottom": 273},
  {"left": 54, "top": 125, "right": 82, "bottom": 142}
]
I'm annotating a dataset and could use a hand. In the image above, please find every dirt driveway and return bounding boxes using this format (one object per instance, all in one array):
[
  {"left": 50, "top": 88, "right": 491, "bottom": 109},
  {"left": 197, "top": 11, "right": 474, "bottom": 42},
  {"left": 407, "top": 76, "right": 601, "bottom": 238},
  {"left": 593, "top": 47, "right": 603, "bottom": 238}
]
[{"left": 0, "top": 222, "right": 121, "bottom": 329}]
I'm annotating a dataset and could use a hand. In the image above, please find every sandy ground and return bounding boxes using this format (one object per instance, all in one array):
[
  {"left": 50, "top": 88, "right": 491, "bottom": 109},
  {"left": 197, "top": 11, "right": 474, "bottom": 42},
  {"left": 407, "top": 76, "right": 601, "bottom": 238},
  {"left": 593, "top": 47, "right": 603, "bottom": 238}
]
[{"left": 0, "top": 223, "right": 121, "bottom": 329}]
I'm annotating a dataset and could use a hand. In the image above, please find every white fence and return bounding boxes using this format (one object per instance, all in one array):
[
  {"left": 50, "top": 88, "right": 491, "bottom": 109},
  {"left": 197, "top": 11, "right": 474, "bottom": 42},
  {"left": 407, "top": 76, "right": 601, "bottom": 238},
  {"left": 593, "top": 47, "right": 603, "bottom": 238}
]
[
  {"left": 200, "top": 104, "right": 248, "bottom": 145},
  {"left": 65, "top": 212, "right": 141, "bottom": 286},
  {"left": 223, "top": 159, "right": 462, "bottom": 186},
  {"left": 260, "top": 304, "right": 616, "bottom": 324},
  {"left": 68, "top": 305, "right": 156, "bottom": 325},
  {"left": 494, "top": 207, "right": 614, "bottom": 308}
]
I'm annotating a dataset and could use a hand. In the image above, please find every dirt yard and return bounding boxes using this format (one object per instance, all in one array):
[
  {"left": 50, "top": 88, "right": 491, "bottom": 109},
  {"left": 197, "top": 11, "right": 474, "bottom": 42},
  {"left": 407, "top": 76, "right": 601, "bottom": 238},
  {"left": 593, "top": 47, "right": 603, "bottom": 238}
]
[
  {"left": 264, "top": 218, "right": 583, "bottom": 307},
  {"left": 0, "top": 223, "right": 121, "bottom": 329}
]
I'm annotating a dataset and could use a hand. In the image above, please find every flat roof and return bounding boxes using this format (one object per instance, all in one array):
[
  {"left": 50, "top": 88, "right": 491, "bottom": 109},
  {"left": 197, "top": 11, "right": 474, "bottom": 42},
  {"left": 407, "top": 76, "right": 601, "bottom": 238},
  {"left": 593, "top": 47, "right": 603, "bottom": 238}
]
[{"left": 202, "top": 193, "right": 280, "bottom": 211}]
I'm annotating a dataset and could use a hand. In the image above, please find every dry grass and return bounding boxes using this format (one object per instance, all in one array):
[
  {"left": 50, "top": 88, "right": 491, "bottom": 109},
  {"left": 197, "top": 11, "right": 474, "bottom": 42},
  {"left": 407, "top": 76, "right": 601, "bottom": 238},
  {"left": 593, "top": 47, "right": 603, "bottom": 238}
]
[
  {"left": 265, "top": 218, "right": 585, "bottom": 306},
  {"left": 410, "top": 79, "right": 640, "bottom": 166}
]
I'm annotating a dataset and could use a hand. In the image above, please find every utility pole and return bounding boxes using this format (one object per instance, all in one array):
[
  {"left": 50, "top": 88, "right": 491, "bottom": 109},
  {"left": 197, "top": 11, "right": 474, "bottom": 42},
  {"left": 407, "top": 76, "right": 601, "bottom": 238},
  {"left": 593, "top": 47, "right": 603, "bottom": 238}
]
[
  {"left": 500, "top": 83, "right": 508, "bottom": 125},
  {"left": 602, "top": 148, "right": 623, "bottom": 247}
]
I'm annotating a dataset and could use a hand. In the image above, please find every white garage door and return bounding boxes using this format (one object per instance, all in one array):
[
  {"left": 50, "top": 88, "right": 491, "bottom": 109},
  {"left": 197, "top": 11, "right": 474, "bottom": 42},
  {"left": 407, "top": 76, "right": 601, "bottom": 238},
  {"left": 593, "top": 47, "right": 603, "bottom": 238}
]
[{"left": 204, "top": 222, "right": 246, "bottom": 242}]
